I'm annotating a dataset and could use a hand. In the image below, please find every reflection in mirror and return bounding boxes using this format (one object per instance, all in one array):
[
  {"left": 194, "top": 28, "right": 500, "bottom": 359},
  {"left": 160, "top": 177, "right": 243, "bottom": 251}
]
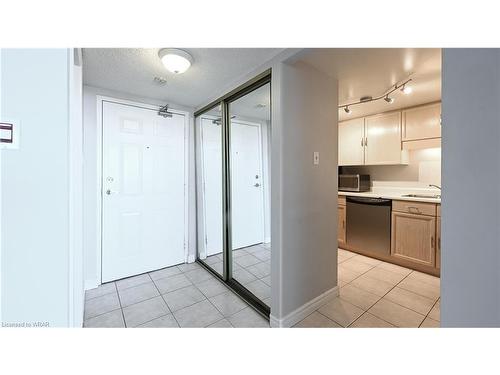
[
  {"left": 229, "top": 82, "right": 271, "bottom": 307},
  {"left": 196, "top": 105, "right": 224, "bottom": 277}
]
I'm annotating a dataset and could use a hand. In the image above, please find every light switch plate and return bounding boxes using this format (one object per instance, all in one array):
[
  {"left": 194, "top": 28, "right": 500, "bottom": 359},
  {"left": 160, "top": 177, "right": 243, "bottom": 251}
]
[
  {"left": 0, "top": 119, "right": 20, "bottom": 150},
  {"left": 313, "top": 151, "right": 320, "bottom": 165}
]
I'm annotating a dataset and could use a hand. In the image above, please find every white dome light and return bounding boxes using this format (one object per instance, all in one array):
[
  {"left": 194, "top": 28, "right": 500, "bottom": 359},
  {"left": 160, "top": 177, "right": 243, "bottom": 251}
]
[{"left": 158, "top": 48, "right": 193, "bottom": 74}]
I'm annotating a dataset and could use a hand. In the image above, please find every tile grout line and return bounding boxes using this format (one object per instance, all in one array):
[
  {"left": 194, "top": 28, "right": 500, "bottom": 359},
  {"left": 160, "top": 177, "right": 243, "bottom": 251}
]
[
  {"left": 148, "top": 272, "right": 182, "bottom": 328},
  {"left": 114, "top": 282, "right": 127, "bottom": 328},
  {"left": 418, "top": 298, "right": 440, "bottom": 328}
]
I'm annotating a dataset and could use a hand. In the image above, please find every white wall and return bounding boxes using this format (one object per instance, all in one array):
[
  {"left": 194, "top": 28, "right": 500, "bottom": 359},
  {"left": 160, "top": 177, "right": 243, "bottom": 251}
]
[
  {"left": 270, "top": 60, "right": 338, "bottom": 325},
  {"left": 82, "top": 85, "right": 196, "bottom": 288},
  {"left": 441, "top": 49, "right": 500, "bottom": 327},
  {"left": 1, "top": 49, "right": 80, "bottom": 327},
  {"left": 342, "top": 147, "right": 442, "bottom": 187}
]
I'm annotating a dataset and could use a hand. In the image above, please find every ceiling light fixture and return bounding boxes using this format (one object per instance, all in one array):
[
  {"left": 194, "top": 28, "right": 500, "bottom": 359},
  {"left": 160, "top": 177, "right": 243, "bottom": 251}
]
[
  {"left": 338, "top": 78, "right": 412, "bottom": 112},
  {"left": 402, "top": 85, "right": 413, "bottom": 94},
  {"left": 158, "top": 48, "right": 193, "bottom": 74},
  {"left": 384, "top": 95, "right": 394, "bottom": 103}
]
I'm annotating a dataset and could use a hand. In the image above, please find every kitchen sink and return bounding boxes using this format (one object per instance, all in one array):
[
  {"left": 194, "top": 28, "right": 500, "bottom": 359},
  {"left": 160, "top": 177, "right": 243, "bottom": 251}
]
[{"left": 402, "top": 194, "right": 441, "bottom": 199}]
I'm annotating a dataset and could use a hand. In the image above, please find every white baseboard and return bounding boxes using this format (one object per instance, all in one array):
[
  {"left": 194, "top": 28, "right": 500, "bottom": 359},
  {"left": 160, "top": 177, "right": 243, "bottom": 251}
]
[
  {"left": 84, "top": 279, "right": 99, "bottom": 291},
  {"left": 270, "top": 286, "right": 339, "bottom": 328},
  {"left": 187, "top": 254, "right": 196, "bottom": 263},
  {"left": 264, "top": 237, "right": 271, "bottom": 244}
]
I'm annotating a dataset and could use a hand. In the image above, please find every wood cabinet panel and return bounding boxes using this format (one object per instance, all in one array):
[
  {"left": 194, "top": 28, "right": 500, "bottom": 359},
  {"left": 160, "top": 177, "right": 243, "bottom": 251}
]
[
  {"left": 338, "top": 195, "right": 346, "bottom": 206},
  {"left": 436, "top": 217, "right": 441, "bottom": 269},
  {"left": 391, "top": 211, "right": 436, "bottom": 267},
  {"left": 338, "top": 205, "right": 346, "bottom": 246},
  {"left": 338, "top": 118, "right": 365, "bottom": 166},
  {"left": 403, "top": 102, "right": 441, "bottom": 141},
  {"left": 392, "top": 200, "right": 437, "bottom": 216},
  {"left": 364, "top": 111, "right": 404, "bottom": 165}
]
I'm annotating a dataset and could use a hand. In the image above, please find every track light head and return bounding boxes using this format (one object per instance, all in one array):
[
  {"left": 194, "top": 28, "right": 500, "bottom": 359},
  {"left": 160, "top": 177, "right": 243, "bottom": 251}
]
[
  {"left": 344, "top": 106, "right": 351, "bottom": 114},
  {"left": 401, "top": 85, "right": 412, "bottom": 95},
  {"left": 384, "top": 95, "right": 394, "bottom": 104}
]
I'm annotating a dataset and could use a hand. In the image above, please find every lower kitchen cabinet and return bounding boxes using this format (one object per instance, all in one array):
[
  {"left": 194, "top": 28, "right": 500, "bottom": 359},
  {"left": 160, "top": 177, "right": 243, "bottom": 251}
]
[
  {"left": 338, "top": 205, "right": 346, "bottom": 246},
  {"left": 391, "top": 211, "right": 436, "bottom": 267},
  {"left": 436, "top": 216, "right": 441, "bottom": 269}
]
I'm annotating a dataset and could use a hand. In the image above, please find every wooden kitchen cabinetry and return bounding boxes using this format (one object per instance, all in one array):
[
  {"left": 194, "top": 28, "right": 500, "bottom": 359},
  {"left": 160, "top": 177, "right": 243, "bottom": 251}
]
[
  {"left": 338, "top": 195, "right": 346, "bottom": 246},
  {"left": 391, "top": 200, "right": 437, "bottom": 267},
  {"left": 436, "top": 204, "right": 441, "bottom": 269},
  {"left": 338, "top": 111, "right": 408, "bottom": 166},
  {"left": 402, "top": 102, "right": 441, "bottom": 141},
  {"left": 365, "top": 111, "right": 407, "bottom": 165},
  {"left": 338, "top": 118, "right": 365, "bottom": 166}
]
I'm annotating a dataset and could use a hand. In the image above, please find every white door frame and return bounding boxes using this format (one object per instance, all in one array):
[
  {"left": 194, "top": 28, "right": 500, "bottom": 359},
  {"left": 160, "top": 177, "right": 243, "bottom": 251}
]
[
  {"left": 196, "top": 115, "right": 267, "bottom": 259},
  {"left": 96, "top": 95, "right": 190, "bottom": 284}
]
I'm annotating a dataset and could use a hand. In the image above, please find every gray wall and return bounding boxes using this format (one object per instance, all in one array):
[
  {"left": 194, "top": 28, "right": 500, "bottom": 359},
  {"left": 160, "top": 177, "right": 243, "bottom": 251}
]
[
  {"left": 271, "top": 60, "right": 338, "bottom": 320},
  {"left": 441, "top": 49, "right": 500, "bottom": 327},
  {"left": 1, "top": 49, "right": 73, "bottom": 326}
]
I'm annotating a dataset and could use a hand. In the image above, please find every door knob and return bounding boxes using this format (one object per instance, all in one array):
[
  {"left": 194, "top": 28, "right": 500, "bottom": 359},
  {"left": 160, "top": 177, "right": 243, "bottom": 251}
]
[
  {"left": 106, "top": 189, "right": 113, "bottom": 195},
  {"left": 254, "top": 183, "right": 260, "bottom": 187}
]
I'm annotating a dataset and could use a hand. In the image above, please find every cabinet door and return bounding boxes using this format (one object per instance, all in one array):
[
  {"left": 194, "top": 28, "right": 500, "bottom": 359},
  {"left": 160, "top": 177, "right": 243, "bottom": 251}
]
[
  {"left": 403, "top": 103, "right": 441, "bottom": 141},
  {"left": 365, "top": 111, "right": 403, "bottom": 165},
  {"left": 338, "top": 205, "right": 346, "bottom": 246},
  {"left": 391, "top": 211, "right": 436, "bottom": 267},
  {"left": 436, "top": 217, "right": 441, "bottom": 269},
  {"left": 338, "top": 118, "right": 365, "bottom": 166}
]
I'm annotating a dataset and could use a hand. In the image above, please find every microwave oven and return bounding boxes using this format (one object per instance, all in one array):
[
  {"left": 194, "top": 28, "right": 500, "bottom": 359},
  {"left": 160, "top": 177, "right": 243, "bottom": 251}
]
[{"left": 338, "top": 174, "right": 370, "bottom": 192}]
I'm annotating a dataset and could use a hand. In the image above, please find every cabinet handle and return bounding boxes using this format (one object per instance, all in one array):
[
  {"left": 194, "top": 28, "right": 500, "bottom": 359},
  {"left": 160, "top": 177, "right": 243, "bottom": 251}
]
[
  {"left": 408, "top": 206, "right": 421, "bottom": 214},
  {"left": 438, "top": 237, "right": 441, "bottom": 250},
  {"left": 361, "top": 138, "right": 364, "bottom": 146},
  {"left": 431, "top": 236, "right": 435, "bottom": 249},
  {"left": 364, "top": 137, "right": 367, "bottom": 146}
]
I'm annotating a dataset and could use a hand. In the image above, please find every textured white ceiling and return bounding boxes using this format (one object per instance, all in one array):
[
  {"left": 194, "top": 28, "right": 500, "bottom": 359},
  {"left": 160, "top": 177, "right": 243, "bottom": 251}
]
[
  {"left": 82, "top": 48, "right": 283, "bottom": 109},
  {"left": 299, "top": 48, "right": 441, "bottom": 121}
]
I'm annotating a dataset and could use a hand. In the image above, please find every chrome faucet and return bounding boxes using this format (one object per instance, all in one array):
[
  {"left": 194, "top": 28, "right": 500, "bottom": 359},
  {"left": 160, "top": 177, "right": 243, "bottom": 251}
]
[{"left": 429, "top": 184, "right": 441, "bottom": 190}]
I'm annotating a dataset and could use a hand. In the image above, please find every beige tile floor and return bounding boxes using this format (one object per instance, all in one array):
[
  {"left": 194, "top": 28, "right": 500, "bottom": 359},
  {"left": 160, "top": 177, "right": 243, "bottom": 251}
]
[
  {"left": 84, "top": 258, "right": 269, "bottom": 328},
  {"left": 84, "top": 247, "right": 440, "bottom": 328},
  {"left": 294, "top": 248, "right": 441, "bottom": 328},
  {"left": 203, "top": 243, "right": 271, "bottom": 306}
]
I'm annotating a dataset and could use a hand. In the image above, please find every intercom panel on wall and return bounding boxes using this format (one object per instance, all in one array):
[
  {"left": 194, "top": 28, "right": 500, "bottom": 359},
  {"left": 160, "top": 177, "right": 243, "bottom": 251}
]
[{"left": 0, "top": 120, "right": 19, "bottom": 149}]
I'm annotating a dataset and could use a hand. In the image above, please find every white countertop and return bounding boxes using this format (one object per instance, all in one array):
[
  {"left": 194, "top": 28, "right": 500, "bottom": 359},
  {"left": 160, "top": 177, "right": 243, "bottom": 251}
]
[{"left": 338, "top": 188, "right": 441, "bottom": 204}]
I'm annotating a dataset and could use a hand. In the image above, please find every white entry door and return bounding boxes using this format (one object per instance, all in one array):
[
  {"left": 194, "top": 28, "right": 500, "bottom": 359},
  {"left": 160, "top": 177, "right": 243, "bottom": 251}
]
[
  {"left": 200, "top": 118, "right": 265, "bottom": 256},
  {"left": 230, "top": 121, "right": 265, "bottom": 249},
  {"left": 102, "top": 101, "right": 186, "bottom": 282}
]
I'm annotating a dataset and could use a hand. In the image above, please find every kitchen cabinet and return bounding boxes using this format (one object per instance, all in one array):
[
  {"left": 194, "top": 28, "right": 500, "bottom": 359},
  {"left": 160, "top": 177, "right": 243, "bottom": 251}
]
[
  {"left": 402, "top": 102, "right": 441, "bottom": 141},
  {"left": 338, "top": 196, "right": 346, "bottom": 246},
  {"left": 436, "top": 205, "right": 441, "bottom": 269},
  {"left": 365, "top": 111, "right": 406, "bottom": 165},
  {"left": 338, "top": 111, "right": 408, "bottom": 166},
  {"left": 391, "top": 202, "right": 436, "bottom": 267},
  {"left": 338, "top": 118, "right": 364, "bottom": 166}
]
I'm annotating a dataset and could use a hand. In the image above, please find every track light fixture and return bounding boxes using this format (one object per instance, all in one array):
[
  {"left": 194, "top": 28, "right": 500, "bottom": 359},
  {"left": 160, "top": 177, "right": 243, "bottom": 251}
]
[
  {"left": 339, "top": 78, "right": 412, "bottom": 112},
  {"left": 401, "top": 84, "right": 413, "bottom": 94}
]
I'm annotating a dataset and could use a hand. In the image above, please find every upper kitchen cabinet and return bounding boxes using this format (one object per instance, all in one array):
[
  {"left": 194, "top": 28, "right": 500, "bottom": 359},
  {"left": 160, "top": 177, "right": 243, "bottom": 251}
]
[
  {"left": 338, "top": 118, "right": 365, "bottom": 166},
  {"left": 402, "top": 102, "right": 441, "bottom": 150},
  {"left": 364, "top": 111, "right": 408, "bottom": 165}
]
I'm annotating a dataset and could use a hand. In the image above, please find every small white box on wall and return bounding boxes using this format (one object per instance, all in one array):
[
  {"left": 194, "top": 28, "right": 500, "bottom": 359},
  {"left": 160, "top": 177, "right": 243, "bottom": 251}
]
[{"left": 0, "top": 119, "right": 20, "bottom": 149}]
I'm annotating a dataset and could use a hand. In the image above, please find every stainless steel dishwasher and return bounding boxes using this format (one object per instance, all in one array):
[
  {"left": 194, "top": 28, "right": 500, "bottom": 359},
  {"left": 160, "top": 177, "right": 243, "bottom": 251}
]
[{"left": 346, "top": 196, "right": 392, "bottom": 256}]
